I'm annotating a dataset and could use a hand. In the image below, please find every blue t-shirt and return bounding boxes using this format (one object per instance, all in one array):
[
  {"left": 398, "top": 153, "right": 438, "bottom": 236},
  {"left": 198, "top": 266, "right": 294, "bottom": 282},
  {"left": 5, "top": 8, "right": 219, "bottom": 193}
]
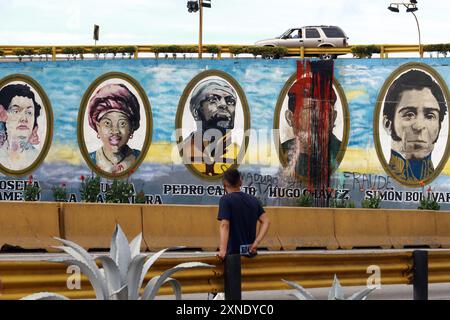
[{"left": 217, "top": 192, "right": 265, "bottom": 255}]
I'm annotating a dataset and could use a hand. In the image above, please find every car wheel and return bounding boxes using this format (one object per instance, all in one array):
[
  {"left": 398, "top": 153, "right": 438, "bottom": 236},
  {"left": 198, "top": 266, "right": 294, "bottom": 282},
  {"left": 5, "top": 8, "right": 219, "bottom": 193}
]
[{"left": 319, "top": 54, "right": 337, "bottom": 60}]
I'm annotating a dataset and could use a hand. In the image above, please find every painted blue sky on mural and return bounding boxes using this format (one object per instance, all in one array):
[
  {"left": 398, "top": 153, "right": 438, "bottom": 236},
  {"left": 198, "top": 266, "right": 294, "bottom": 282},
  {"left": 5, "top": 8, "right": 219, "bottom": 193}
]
[{"left": 0, "top": 58, "right": 448, "bottom": 149}]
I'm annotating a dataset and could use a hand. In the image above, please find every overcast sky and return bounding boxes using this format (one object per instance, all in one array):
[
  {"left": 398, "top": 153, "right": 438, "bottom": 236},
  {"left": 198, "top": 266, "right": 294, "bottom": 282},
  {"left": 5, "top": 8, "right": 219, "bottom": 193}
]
[{"left": 0, "top": 0, "right": 448, "bottom": 46}]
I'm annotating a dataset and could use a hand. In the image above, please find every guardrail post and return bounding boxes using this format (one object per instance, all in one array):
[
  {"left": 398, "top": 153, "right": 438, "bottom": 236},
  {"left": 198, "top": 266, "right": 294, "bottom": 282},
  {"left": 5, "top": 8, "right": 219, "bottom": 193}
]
[
  {"left": 413, "top": 250, "right": 428, "bottom": 300},
  {"left": 224, "top": 254, "right": 241, "bottom": 300},
  {"left": 52, "top": 47, "right": 56, "bottom": 62},
  {"left": 300, "top": 46, "right": 305, "bottom": 59}
]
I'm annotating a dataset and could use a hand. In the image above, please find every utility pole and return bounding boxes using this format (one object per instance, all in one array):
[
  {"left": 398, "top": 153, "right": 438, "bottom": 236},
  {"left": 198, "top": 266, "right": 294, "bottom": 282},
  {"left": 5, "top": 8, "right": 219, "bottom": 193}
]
[{"left": 199, "top": 0, "right": 203, "bottom": 59}]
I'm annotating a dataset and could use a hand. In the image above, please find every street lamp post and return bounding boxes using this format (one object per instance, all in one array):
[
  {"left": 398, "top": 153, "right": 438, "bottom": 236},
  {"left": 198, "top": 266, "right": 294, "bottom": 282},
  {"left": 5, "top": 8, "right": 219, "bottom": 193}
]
[
  {"left": 187, "top": 0, "right": 211, "bottom": 59},
  {"left": 388, "top": 1, "right": 423, "bottom": 58},
  {"left": 199, "top": 0, "right": 203, "bottom": 59}
]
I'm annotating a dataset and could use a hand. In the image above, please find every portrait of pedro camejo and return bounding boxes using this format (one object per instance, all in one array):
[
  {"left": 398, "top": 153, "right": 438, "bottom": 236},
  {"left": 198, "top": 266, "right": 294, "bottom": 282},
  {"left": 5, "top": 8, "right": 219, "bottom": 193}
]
[
  {"left": 274, "top": 70, "right": 349, "bottom": 181},
  {"left": 0, "top": 75, "right": 53, "bottom": 175},
  {"left": 176, "top": 70, "right": 250, "bottom": 180},
  {"left": 78, "top": 73, "right": 152, "bottom": 178},
  {"left": 375, "top": 63, "right": 450, "bottom": 186}
]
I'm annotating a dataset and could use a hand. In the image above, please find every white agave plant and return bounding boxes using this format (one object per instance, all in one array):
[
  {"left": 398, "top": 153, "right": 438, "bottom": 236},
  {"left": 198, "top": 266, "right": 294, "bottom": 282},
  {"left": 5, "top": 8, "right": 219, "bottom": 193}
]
[
  {"left": 22, "top": 225, "right": 213, "bottom": 300},
  {"left": 283, "top": 275, "right": 376, "bottom": 300}
]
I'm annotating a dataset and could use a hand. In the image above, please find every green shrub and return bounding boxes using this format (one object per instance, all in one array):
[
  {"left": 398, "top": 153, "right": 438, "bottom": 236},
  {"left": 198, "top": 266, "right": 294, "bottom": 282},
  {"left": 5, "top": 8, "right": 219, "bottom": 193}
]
[
  {"left": 119, "top": 46, "right": 137, "bottom": 59},
  {"left": 361, "top": 196, "right": 382, "bottom": 209},
  {"left": 204, "top": 45, "right": 221, "bottom": 54},
  {"left": 135, "top": 190, "right": 147, "bottom": 204},
  {"left": 330, "top": 199, "right": 355, "bottom": 208},
  {"left": 351, "top": 45, "right": 381, "bottom": 58},
  {"left": 424, "top": 43, "right": 450, "bottom": 57},
  {"left": 229, "top": 45, "right": 248, "bottom": 57},
  {"left": 24, "top": 176, "right": 41, "bottom": 202},
  {"left": 38, "top": 47, "right": 52, "bottom": 61},
  {"left": 13, "top": 48, "right": 28, "bottom": 61},
  {"left": 105, "top": 179, "right": 134, "bottom": 203},
  {"left": 52, "top": 183, "right": 68, "bottom": 202},
  {"left": 297, "top": 193, "right": 313, "bottom": 207},
  {"left": 79, "top": 174, "right": 101, "bottom": 203}
]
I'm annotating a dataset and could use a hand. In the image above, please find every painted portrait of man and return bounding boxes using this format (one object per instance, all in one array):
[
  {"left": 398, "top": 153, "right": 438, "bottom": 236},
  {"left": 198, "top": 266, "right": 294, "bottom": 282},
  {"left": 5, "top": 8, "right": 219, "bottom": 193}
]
[
  {"left": 79, "top": 73, "right": 152, "bottom": 178},
  {"left": 176, "top": 71, "right": 250, "bottom": 179},
  {"left": 380, "top": 67, "right": 448, "bottom": 184},
  {"left": 0, "top": 76, "right": 52, "bottom": 175},
  {"left": 275, "top": 62, "right": 349, "bottom": 185}
]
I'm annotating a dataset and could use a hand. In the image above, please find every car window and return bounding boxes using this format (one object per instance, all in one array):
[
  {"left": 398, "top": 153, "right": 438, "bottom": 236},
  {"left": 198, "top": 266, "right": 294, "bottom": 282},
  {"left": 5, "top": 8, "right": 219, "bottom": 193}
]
[
  {"left": 322, "top": 27, "right": 346, "bottom": 38},
  {"left": 305, "top": 29, "right": 320, "bottom": 38},
  {"left": 286, "top": 29, "right": 302, "bottom": 39}
]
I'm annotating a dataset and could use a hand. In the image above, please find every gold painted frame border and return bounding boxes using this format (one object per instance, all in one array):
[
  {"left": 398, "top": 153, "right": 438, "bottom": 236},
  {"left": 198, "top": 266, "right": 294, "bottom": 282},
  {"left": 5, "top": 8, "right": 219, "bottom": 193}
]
[
  {"left": 273, "top": 73, "right": 350, "bottom": 180},
  {"left": 374, "top": 62, "right": 450, "bottom": 188},
  {"left": 0, "top": 74, "right": 54, "bottom": 177},
  {"left": 78, "top": 72, "right": 153, "bottom": 179},
  {"left": 175, "top": 70, "right": 251, "bottom": 181}
]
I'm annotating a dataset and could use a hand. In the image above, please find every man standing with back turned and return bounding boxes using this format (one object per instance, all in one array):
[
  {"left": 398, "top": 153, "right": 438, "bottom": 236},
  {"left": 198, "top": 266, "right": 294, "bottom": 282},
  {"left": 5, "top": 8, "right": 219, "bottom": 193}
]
[{"left": 217, "top": 169, "right": 270, "bottom": 260}]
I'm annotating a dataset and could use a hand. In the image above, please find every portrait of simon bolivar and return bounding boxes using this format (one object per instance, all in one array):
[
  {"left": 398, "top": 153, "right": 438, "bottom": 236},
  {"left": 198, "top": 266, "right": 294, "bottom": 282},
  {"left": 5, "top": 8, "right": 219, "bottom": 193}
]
[
  {"left": 176, "top": 71, "right": 250, "bottom": 180},
  {"left": 0, "top": 75, "right": 53, "bottom": 176},
  {"left": 375, "top": 63, "right": 450, "bottom": 186},
  {"left": 78, "top": 72, "right": 152, "bottom": 178}
]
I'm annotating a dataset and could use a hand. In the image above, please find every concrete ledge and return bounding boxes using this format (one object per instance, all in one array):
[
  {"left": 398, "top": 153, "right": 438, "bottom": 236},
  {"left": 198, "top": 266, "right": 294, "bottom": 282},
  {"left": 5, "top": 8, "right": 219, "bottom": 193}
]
[
  {"left": 143, "top": 205, "right": 219, "bottom": 251},
  {"left": 435, "top": 213, "right": 450, "bottom": 248},
  {"left": 334, "top": 209, "right": 391, "bottom": 249},
  {"left": 61, "top": 203, "right": 143, "bottom": 250},
  {"left": 388, "top": 210, "right": 438, "bottom": 248},
  {"left": 269, "top": 207, "right": 338, "bottom": 250},
  {"left": 0, "top": 202, "right": 60, "bottom": 250}
]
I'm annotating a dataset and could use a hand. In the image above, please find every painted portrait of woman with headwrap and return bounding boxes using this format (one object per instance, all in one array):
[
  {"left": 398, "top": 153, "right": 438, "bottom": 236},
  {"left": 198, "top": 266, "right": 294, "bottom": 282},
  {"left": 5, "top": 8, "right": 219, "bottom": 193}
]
[
  {"left": 78, "top": 73, "right": 152, "bottom": 178},
  {"left": 176, "top": 70, "right": 250, "bottom": 180},
  {"left": 0, "top": 75, "right": 53, "bottom": 176}
]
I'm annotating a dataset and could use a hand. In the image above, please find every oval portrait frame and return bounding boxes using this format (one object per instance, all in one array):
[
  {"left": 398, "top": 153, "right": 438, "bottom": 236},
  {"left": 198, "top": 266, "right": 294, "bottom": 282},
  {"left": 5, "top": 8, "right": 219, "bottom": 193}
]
[
  {"left": 273, "top": 73, "right": 350, "bottom": 180},
  {"left": 175, "top": 70, "right": 251, "bottom": 181},
  {"left": 374, "top": 62, "right": 450, "bottom": 187},
  {"left": 78, "top": 72, "right": 153, "bottom": 179},
  {"left": 0, "top": 74, "right": 54, "bottom": 177}
]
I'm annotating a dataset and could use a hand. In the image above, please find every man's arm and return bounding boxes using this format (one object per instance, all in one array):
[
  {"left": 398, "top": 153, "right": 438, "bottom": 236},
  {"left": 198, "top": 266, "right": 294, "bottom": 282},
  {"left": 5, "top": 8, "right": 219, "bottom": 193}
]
[
  {"left": 218, "top": 219, "right": 230, "bottom": 260},
  {"left": 250, "top": 213, "right": 270, "bottom": 253}
]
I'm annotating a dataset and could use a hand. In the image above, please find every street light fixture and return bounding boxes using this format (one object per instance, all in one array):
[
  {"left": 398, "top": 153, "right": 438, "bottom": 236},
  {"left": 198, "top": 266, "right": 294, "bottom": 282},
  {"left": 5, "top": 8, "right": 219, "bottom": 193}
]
[
  {"left": 187, "top": 0, "right": 212, "bottom": 59},
  {"left": 388, "top": 1, "right": 423, "bottom": 58}
]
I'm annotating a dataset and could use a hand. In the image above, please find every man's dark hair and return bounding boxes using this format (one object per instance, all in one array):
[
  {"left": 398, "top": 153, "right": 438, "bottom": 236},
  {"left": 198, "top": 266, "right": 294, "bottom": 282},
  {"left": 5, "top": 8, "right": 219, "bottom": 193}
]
[
  {"left": 383, "top": 69, "right": 447, "bottom": 142},
  {"left": 223, "top": 168, "right": 241, "bottom": 187},
  {"left": 0, "top": 84, "right": 42, "bottom": 131},
  {"left": 287, "top": 84, "right": 337, "bottom": 113}
]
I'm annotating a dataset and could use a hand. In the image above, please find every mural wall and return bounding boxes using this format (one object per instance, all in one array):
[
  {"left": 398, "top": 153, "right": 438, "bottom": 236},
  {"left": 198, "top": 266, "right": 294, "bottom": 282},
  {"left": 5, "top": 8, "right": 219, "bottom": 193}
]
[{"left": 0, "top": 58, "right": 449, "bottom": 208}]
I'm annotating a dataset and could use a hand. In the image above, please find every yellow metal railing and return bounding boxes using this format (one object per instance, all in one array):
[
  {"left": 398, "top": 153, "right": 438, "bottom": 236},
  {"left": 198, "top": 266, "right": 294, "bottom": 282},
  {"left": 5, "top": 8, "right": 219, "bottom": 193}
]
[
  {"left": 0, "top": 44, "right": 429, "bottom": 61},
  {"left": 1, "top": 250, "right": 449, "bottom": 300}
]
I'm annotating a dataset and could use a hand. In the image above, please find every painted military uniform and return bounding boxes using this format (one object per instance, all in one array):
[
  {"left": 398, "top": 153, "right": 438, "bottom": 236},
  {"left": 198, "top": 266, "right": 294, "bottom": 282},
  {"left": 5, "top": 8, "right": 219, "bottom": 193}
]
[
  {"left": 181, "top": 131, "right": 239, "bottom": 177},
  {"left": 388, "top": 150, "right": 434, "bottom": 182}
]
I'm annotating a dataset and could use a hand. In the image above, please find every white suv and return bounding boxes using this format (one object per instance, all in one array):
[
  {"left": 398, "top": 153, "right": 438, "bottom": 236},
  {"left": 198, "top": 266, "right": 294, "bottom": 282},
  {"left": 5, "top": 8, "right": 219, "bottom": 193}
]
[{"left": 255, "top": 26, "right": 349, "bottom": 59}]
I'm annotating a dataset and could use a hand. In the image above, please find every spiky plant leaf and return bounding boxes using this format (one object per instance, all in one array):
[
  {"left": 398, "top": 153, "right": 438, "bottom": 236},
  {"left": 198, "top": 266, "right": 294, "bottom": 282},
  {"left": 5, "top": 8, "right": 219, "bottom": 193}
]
[
  {"left": 127, "top": 255, "right": 148, "bottom": 300},
  {"left": 141, "top": 276, "right": 183, "bottom": 300},
  {"left": 51, "top": 257, "right": 107, "bottom": 300},
  {"left": 129, "top": 233, "right": 143, "bottom": 259},
  {"left": 53, "top": 237, "right": 106, "bottom": 289},
  {"left": 328, "top": 275, "right": 345, "bottom": 300},
  {"left": 97, "top": 256, "right": 123, "bottom": 298},
  {"left": 21, "top": 292, "right": 70, "bottom": 300},
  {"left": 348, "top": 287, "right": 376, "bottom": 300},
  {"left": 110, "top": 285, "right": 128, "bottom": 300},
  {"left": 110, "top": 225, "right": 132, "bottom": 284},
  {"left": 163, "top": 278, "right": 182, "bottom": 300},
  {"left": 282, "top": 279, "right": 316, "bottom": 300},
  {"left": 142, "top": 262, "right": 213, "bottom": 300},
  {"left": 137, "top": 247, "right": 185, "bottom": 291}
]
